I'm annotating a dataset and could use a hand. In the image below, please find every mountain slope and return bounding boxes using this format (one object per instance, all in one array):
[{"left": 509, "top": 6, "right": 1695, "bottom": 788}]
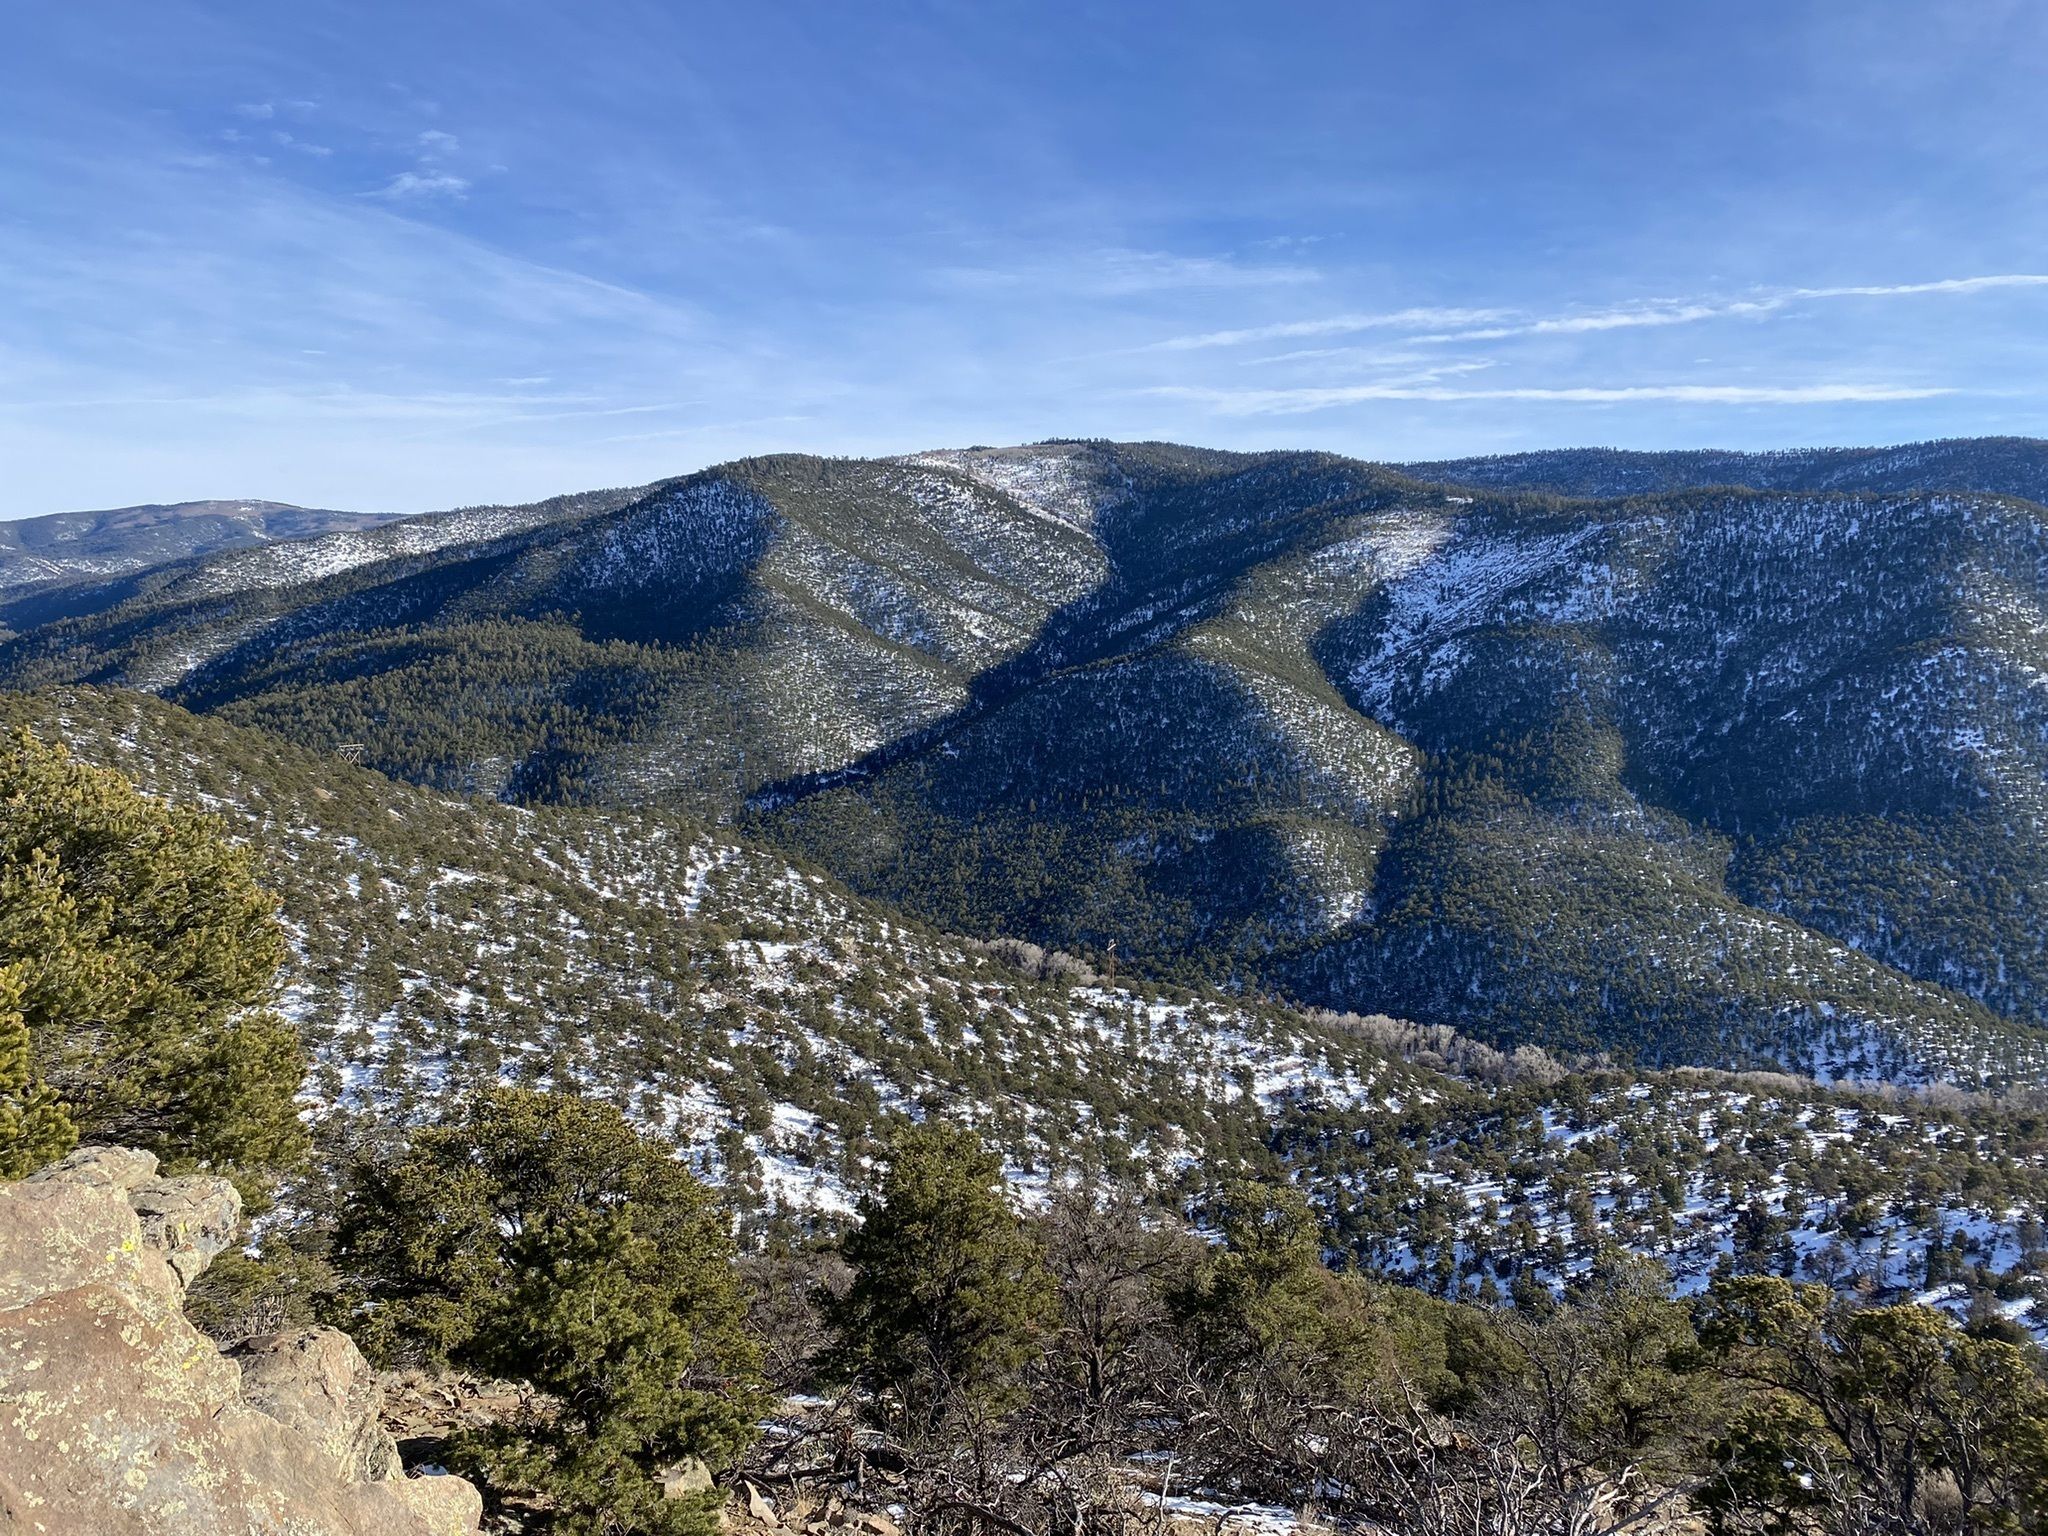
[
  {"left": 1400, "top": 435, "right": 2048, "bottom": 502},
  {"left": 0, "top": 480, "right": 672, "bottom": 635},
  {"left": 0, "top": 499, "right": 403, "bottom": 593},
  {"left": 0, "top": 455, "right": 1119, "bottom": 801},
  {"left": 17, "top": 686, "right": 2048, "bottom": 1330},
  {"left": 5, "top": 441, "right": 2047, "bottom": 1089},
  {"left": 1280, "top": 486, "right": 2048, "bottom": 1065},
  {"left": 767, "top": 464, "right": 2048, "bottom": 1088},
  {"left": 3, "top": 686, "right": 1449, "bottom": 1215}
]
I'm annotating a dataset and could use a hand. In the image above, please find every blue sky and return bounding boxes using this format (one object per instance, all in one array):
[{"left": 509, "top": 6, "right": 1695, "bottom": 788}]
[{"left": 4, "top": 1, "right": 2047, "bottom": 516}]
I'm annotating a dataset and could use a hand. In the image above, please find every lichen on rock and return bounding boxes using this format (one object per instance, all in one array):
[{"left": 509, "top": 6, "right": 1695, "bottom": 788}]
[{"left": 0, "top": 1145, "right": 482, "bottom": 1536}]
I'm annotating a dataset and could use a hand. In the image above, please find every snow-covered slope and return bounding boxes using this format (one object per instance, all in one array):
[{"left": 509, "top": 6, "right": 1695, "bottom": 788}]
[
  {"left": 0, "top": 499, "right": 402, "bottom": 592},
  {"left": 7, "top": 440, "right": 2048, "bottom": 1091},
  {"left": 19, "top": 684, "right": 2048, "bottom": 1334}
]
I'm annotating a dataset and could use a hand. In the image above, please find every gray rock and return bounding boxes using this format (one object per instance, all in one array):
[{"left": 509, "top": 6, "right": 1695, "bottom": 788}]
[
  {"left": 0, "top": 1173, "right": 155, "bottom": 1309},
  {"left": 24, "top": 1143, "right": 162, "bottom": 1193},
  {"left": 391, "top": 1470, "right": 487, "bottom": 1534},
  {"left": 745, "top": 1480, "right": 781, "bottom": 1524},
  {"left": 660, "top": 1455, "right": 716, "bottom": 1499}
]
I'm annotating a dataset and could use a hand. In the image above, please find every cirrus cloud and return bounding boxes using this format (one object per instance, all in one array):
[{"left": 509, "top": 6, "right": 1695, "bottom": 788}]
[
  {"left": 1155, "top": 274, "right": 2048, "bottom": 352},
  {"left": 1150, "top": 381, "right": 1956, "bottom": 416}
]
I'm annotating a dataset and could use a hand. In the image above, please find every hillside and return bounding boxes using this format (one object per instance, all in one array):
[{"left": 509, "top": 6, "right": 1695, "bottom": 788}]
[
  {"left": 0, "top": 480, "right": 675, "bottom": 638},
  {"left": 14, "top": 686, "right": 2048, "bottom": 1333},
  {"left": 0, "top": 498, "right": 403, "bottom": 593},
  {"left": 8, "top": 687, "right": 1438, "bottom": 1218},
  {"left": 1400, "top": 435, "right": 2048, "bottom": 502},
  {"left": 4, "top": 441, "right": 2047, "bottom": 1091}
]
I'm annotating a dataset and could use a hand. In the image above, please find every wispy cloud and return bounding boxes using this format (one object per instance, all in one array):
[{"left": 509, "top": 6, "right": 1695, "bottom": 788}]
[
  {"left": 374, "top": 128, "right": 470, "bottom": 199},
  {"left": 1799, "top": 275, "right": 2048, "bottom": 299},
  {"left": 1152, "top": 381, "right": 1955, "bottom": 416},
  {"left": 1156, "top": 274, "right": 2048, "bottom": 351},
  {"left": 271, "top": 130, "right": 332, "bottom": 157},
  {"left": 1150, "top": 307, "right": 1510, "bottom": 351},
  {"left": 943, "top": 247, "right": 1321, "bottom": 298},
  {"left": 1415, "top": 301, "right": 1779, "bottom": 343},
  {"left": 8, "top": 3, "right": 2046, "bottom": 513},
  {"left": 379, "top": 170, "right": 470, "bottom": 200}
]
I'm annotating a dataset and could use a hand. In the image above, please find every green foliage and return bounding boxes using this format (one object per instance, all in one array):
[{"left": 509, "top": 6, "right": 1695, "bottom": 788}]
[
  {"left": 0, "top": 727, "right": 302, "bottom": 1177},
  {"left": 1737, "top": 811, "right": 2048, "bottom": 1028},
  {"left": 17, "top": 688, "right": 2048, "bottom": 1334},
  {"left": 0, "top": 964, "right": 72, "bottom": 1178},
  {"left": 336, "top": 1087, "right": 764, "bottom": 1536},
  {"left": 805, "top": 1170, "right": 2046, "bottom": 1536},
  {"left": 184, "top": 1243, "right": 339, "bottom": 1346},
  {"left": 1695, "top": 1275, "right": 2048, "bottom": 1534},
  {"left": 1492, "top": 1250, "right": 1715, "bottom": 1495},
  {"left": 1175, "top": 1180, "right": 1338, "bottom": 1362},
  {"left": 825, "top": 1120, "right": 1054, "bottom": 1434}
]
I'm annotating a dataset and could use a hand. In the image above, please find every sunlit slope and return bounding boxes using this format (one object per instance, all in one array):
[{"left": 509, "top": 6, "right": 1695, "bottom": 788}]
[{"left": 6, "top": 440, "right": 2048, "bottom": 1086}]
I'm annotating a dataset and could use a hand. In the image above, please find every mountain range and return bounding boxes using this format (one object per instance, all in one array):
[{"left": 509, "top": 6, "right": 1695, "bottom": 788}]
[
  {"left": 8, "top": 435, "right": 2048, "bottom": 1092},
  {"left": 1398, "top": 436, "right": 2048, "bottom": 502},
  {"left": 0, "top": 498, "right": 403, "bottom": 593}
]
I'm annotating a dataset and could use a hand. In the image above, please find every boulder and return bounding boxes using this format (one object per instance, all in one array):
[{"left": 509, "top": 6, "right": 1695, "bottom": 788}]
[
  {"left": 0, "top": 1147, "right": 481, "bottom": 1536},
  {"left": 24, "top": 1144, "right": 161, "bottom": 1193},
  {"left": 389, "top": 1471, "right": 486, "bottom": 1535},
  {"left": 233, "top": 1326, "right": 405, "bottom": 1484},
  {"left": 0, "top": 1169, "right": 156, "bottom": 1309},
  {"left": 659, "top": 1456, "right": 716, "bottom": 1499},
  {"left": 129, "top": 1171, "right": 243, "bottom": 1288}
]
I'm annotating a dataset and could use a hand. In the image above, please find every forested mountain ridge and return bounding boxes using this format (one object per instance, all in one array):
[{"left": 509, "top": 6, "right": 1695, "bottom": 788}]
[
  {"left": 1400, "top": 434, "right": 2048, "bottom": 501},
  {"left": 0, "top": 497, "right": 403, "bottom": 594},
  {"left": 0, "top": 478, "right": 672, "bottom": 637},
  {"left": 5, "top": 440, "right": 2048, "bottom": 1091}
]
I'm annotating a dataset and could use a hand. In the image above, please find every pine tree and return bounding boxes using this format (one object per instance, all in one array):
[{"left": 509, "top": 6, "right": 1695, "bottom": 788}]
[
  {"left": 337, "top": 1087, "right": 763, "bottom": 1536},
  {"left": 0, "top": 964, "right": 72, "bottom": 1178},
  {"left": 1175, "top": 1179, "right": 1332, "bottom": 1356},
  {"left": 1696, "top": 1276, "right": 2048, "bottom": 1532},
  {"left": 825, "top": 1120, "right": 1053, "bottom": 1436},
  {"left": 0, "top": 728, "right": 303, "bottom": 1177}
]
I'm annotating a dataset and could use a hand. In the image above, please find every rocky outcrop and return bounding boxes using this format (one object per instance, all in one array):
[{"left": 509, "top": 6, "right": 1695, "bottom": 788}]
[
  {"left": 232, "top": 1328, "right": 408, "bottom": 1485},
  {"left": 0, "top": 1146, "right": 482, "bottom": 1536}
]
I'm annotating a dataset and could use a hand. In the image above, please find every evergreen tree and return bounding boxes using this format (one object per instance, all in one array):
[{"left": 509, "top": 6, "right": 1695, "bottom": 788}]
[
  {"left": 1173, "top": 1179, "right": 1334, "bottom": 1362},
  {"left": 0, "top": 727, "right": 303, "bottom": 1177},
  {"left": 825, "top": 1120, "right": 1053, "bottom": 1436},
  {"left": 1695, "top": 1276, "right": 2048, "bottom": 1533},
  {"left": 336, "top": 1087, "right": 763, "bottom": 1536},
  {"left": 0, "top": 964, "right": 72, "bottom": 1178},
  {"left": 1491, "top": 1249, "right": 1711, "bottom": 1500}
]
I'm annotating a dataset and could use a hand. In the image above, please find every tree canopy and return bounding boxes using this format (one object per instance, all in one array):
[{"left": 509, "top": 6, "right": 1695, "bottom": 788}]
[
  {"left": 825, "top": 1119, "right": 1054, "bottom": 1436},
  {"left": 337, "top": 1087, "right": 765, "bottom": 1536},
  {"left": 0, "top": 727, "right": 302, "bottom": 1178}
]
